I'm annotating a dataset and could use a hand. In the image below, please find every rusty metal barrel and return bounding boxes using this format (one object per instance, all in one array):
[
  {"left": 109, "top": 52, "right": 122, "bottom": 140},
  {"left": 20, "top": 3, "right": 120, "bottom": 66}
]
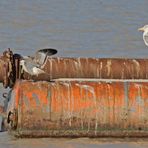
[{"left": 6, "top": 79, "right": 148, "bottom": 137}]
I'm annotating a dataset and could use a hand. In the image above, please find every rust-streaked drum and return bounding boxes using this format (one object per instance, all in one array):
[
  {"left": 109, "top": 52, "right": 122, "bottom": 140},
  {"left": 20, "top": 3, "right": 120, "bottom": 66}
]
[{"left": 7, "top": 79, "right": 148, "bottom": 137}]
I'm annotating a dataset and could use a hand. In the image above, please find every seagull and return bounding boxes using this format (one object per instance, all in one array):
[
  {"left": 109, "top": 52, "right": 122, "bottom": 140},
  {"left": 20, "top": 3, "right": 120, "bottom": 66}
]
[
  {"left": 19, "top": 48, "right": 57, "bottom": 76},
  {"left": 138, "top": 25, "right": 148, "bottom": 46},
  {"left": 20, "top": 59, "right": 45, "bottom": 76}
]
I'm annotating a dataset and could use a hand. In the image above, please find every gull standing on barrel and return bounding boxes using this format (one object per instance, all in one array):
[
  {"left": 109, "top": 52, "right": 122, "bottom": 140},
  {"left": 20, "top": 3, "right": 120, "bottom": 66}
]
[
  {"left": 20, "top": 48, "right": 57, "bottom": 76},
  {"left": 138, "top": 25, "right": 148, "bottom": 46}
]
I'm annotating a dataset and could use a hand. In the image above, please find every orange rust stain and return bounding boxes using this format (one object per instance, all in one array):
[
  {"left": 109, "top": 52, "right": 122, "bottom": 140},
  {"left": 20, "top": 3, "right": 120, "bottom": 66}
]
[
  {"left": 49, "top": 81, "right": 98, "bottom": 116},
  {"left": 11, "top": 80, "right": 148, "bottom": 129},
  {"left": 50, "top": 81, "right": 127, "bottom": 122},
  {"left": 128, "top": 83, "right": 148, "bottom": 127},
  {"left": 8, "top": 81, "right": 148, "bottom": 129},
  {"left": 14, "top": 82, "right": 49, "bottom": 108},
  {"left": 127, "top": 83, "right": 138, "bottom": 127},
  {"left": 14, "top": 81, "right": 21, "bottom": 108}
]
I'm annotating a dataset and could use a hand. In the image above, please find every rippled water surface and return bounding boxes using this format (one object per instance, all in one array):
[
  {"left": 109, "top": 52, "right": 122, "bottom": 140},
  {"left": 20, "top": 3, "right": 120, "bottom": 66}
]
[
  {"left": 0, "top": 0, "right": 148, "bottom": 57},
  {"left": 0, "top": 0, "right": 148, "bottom": 147}
]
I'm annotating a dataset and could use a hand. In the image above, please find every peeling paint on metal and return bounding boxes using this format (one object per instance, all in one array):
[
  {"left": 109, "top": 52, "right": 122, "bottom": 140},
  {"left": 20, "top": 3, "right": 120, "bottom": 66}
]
[{"left": 6, "top": 79, "right": 148, "bottom": 137}]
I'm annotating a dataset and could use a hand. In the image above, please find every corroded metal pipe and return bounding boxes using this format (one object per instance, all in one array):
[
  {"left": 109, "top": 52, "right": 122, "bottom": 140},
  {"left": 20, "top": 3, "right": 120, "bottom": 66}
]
[
  {"left": 7, "top": 79, "right": 148, "bottom": 137},
  {"left": 0, "top": 49, "right": 20, "bottom": 88},
  {"left": 0, "top": 58, "right": 6, "bottom": 83},
  {"left": 22, "top": 57, "right": 148, "bottom": 82},
  {"left": 41, "top": 58, "right": 148, "bottom": 79},
  {"left": 1, "top": 49, "right": 148, "bottom": 87}
]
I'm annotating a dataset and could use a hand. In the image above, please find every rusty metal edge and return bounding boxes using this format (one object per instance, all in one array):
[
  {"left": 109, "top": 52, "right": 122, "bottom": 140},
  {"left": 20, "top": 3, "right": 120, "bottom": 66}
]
[{"left": 9, "top": 130, "right": 148, "bottom": 138}]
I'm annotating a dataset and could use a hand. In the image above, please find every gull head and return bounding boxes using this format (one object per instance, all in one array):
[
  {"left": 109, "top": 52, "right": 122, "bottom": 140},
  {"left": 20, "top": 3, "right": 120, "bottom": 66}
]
[{"left": 138, "top": 25, "right": 148, "bottom": 32}]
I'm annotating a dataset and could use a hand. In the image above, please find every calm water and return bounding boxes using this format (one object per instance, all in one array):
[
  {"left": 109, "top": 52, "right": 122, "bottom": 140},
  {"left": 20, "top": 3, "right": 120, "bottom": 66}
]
[
  {"left": 0, "top": 0, "right": 148, "bottom": 147},
  {"left": 0, "top": 0, "right": 148, "bottom": 57}
]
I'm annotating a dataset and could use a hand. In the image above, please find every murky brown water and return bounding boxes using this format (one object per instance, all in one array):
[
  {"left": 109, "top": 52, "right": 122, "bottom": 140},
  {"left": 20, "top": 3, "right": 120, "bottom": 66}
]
[
  {"left": 0, "top": 132, "right": 148, "bottom": 148},
  {"left": 0, "top": 0, "right": 148, "bottom": 147}
]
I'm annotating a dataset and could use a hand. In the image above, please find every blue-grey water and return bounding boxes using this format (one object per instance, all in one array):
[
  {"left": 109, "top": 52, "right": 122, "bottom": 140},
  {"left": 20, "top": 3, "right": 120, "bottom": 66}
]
[
  {"left": 0, "top": 0, "right": 148, "bottom": 147},
  {"left": 0, "top": 0, "right": 148, "bottom": 57}
]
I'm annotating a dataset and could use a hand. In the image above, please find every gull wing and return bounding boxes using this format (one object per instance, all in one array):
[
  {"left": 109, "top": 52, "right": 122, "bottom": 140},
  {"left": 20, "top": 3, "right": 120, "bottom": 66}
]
[
  {"left": 20, "top": 59, "right": 38, "bottom": 75},
  {"left": 34, "top": 48, "right": 58, "bottom": 65}
]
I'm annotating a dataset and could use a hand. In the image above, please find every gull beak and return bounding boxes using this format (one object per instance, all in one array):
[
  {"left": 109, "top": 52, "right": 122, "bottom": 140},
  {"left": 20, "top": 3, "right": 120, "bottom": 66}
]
[{"left": 138, "top": 27, "right": 144, "bottom": 31}]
